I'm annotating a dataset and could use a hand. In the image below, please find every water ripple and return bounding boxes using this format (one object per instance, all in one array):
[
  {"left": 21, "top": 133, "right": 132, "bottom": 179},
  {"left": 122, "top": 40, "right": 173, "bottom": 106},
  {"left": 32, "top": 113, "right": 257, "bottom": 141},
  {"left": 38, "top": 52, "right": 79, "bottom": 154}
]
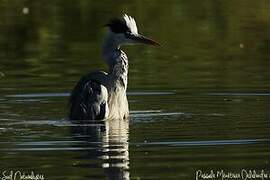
[
  {"left": 1, "top": 139, "right": 268, "bottom": 152},
  {"left": 5, "top": 91, "right": 175, "bottom": 99},
  {"left": 207, "top": 92, "right": 270, "bottom": 96},
  {"left": 134, "top": 139, "right": 270, "bottom": 147}
]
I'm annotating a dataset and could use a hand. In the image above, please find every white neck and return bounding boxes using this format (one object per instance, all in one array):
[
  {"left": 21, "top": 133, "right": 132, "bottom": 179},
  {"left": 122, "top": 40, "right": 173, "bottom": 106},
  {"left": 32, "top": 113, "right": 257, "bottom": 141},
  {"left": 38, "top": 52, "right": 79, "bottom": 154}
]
[
  {"left": 101, "top": 31, "right": 129, "bottom": 89},
  {"left": 102, "top": 31, "right": 121, "bottom": 70}
]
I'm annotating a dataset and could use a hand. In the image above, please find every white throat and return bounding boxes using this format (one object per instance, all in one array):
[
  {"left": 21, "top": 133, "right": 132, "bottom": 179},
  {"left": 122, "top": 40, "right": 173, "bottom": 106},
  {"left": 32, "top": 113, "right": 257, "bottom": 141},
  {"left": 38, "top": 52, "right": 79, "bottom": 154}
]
[
  {"left": 102, "top": 31, "right": 122, "bottom": 68},
  {"left": 101, "top": 31, "right": 129, "bottom": 88}
]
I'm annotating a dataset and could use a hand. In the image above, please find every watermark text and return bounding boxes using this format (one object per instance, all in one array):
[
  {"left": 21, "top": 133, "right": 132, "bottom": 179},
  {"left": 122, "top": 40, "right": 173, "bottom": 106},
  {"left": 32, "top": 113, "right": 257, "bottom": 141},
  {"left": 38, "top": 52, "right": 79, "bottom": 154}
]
[
  {"left": 196, "top": 169, "right": 269, "bottom": 180},
  {"left": 1, "top": 170, "right": 44, "bottom": 180}
]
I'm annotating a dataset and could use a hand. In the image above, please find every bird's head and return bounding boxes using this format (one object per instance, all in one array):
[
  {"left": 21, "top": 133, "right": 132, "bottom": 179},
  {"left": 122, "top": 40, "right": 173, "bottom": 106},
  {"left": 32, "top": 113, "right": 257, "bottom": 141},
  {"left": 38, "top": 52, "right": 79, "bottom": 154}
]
[{"left": 105, "top": 14, "right": 160, "bottom": 46}]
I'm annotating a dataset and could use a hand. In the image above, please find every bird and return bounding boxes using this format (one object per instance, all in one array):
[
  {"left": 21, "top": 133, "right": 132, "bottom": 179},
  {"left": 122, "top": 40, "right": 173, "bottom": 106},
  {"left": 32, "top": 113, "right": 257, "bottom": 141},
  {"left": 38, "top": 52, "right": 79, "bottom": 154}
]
[{"left": 69, "top": 14, "right": 159, "bottom": 121}]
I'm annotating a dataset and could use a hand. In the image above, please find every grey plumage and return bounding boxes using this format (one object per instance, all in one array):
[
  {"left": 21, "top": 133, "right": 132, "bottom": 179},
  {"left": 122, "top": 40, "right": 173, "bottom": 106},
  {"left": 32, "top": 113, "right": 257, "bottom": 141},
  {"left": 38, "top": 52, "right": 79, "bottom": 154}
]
[
  {"left": 69, "top": 71, "right": 109, "bottom": 120},
  {"left": 69, "top": 51, "right": 128, "bottom": 120},
  {"left": 68, "top": 14, "right": 159, "bottom": 121}
]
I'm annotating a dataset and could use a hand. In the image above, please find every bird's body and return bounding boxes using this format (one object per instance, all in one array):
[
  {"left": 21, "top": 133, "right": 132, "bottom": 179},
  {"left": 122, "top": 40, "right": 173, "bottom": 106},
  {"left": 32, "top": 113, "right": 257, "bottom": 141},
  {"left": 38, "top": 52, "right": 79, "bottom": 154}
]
[
  {"left": 69, "top": 51, "right": 129, "bottom": 120},
  {"left": 69, "top": 14, "right": 159, "bottom": 121}
]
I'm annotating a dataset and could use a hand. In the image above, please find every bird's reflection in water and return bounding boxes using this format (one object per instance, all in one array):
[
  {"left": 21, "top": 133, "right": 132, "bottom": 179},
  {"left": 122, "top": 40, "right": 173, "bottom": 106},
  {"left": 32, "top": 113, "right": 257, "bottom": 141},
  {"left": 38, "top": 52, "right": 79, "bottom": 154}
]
[{"left": 70, "top": 119, "right": 129, "bottom": 180}]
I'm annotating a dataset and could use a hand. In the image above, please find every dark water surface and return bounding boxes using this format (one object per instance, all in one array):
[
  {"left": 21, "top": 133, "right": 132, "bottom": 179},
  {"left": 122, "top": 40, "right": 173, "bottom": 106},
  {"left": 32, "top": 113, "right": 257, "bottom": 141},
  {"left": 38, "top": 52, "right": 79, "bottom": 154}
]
[{"left": 1, "top": 0, "right": 270, "bottom": 179}]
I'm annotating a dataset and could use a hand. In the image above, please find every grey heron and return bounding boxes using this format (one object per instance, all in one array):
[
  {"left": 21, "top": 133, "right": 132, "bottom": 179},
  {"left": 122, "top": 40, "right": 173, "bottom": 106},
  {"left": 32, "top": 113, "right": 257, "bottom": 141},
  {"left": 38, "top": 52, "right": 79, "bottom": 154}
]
[{"left": 69, "top": 14, "right": 159, "bottom": 120}]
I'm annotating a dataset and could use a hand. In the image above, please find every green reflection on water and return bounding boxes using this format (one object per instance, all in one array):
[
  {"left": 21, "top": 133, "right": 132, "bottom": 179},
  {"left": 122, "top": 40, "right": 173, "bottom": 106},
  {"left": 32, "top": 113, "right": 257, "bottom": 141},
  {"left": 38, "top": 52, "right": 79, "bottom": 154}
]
[
  {"left": 1, "top": 0, "right": 270, "bottom": 92},
  {"left": 0, "top": 0, "right": 270, "bottom": 180}
]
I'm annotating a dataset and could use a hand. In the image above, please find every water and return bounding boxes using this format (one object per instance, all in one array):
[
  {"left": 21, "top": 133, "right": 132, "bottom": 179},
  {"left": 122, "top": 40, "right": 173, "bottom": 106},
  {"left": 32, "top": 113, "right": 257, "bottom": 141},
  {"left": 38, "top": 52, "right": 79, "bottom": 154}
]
[{"left": 1, "top": 0, "right": 270, "bottom": 179}]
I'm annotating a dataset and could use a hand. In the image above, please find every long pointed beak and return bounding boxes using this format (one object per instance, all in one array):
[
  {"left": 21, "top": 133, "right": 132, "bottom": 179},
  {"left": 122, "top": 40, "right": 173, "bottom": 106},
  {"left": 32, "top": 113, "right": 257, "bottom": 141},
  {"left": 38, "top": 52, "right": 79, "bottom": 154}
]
[{"left": 127, "top": 33, "right": 160, "bottom": 46}]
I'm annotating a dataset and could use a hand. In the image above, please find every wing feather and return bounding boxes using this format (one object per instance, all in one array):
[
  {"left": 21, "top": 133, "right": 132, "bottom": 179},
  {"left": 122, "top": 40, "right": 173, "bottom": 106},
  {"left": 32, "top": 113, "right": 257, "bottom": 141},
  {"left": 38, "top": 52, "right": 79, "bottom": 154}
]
[{"left": 69, "top": 72, "right": 109, "bottom": 121}]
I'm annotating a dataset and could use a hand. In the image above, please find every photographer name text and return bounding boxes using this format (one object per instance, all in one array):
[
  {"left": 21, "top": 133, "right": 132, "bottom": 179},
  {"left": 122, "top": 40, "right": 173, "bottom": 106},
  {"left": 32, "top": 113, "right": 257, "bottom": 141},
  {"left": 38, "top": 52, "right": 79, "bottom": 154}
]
[
  {"left": 196, "top": 169, "right": 269, "bottom": 180},
  {"left": 1, "top": 170, "right": 44, "bottom": 180}
]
